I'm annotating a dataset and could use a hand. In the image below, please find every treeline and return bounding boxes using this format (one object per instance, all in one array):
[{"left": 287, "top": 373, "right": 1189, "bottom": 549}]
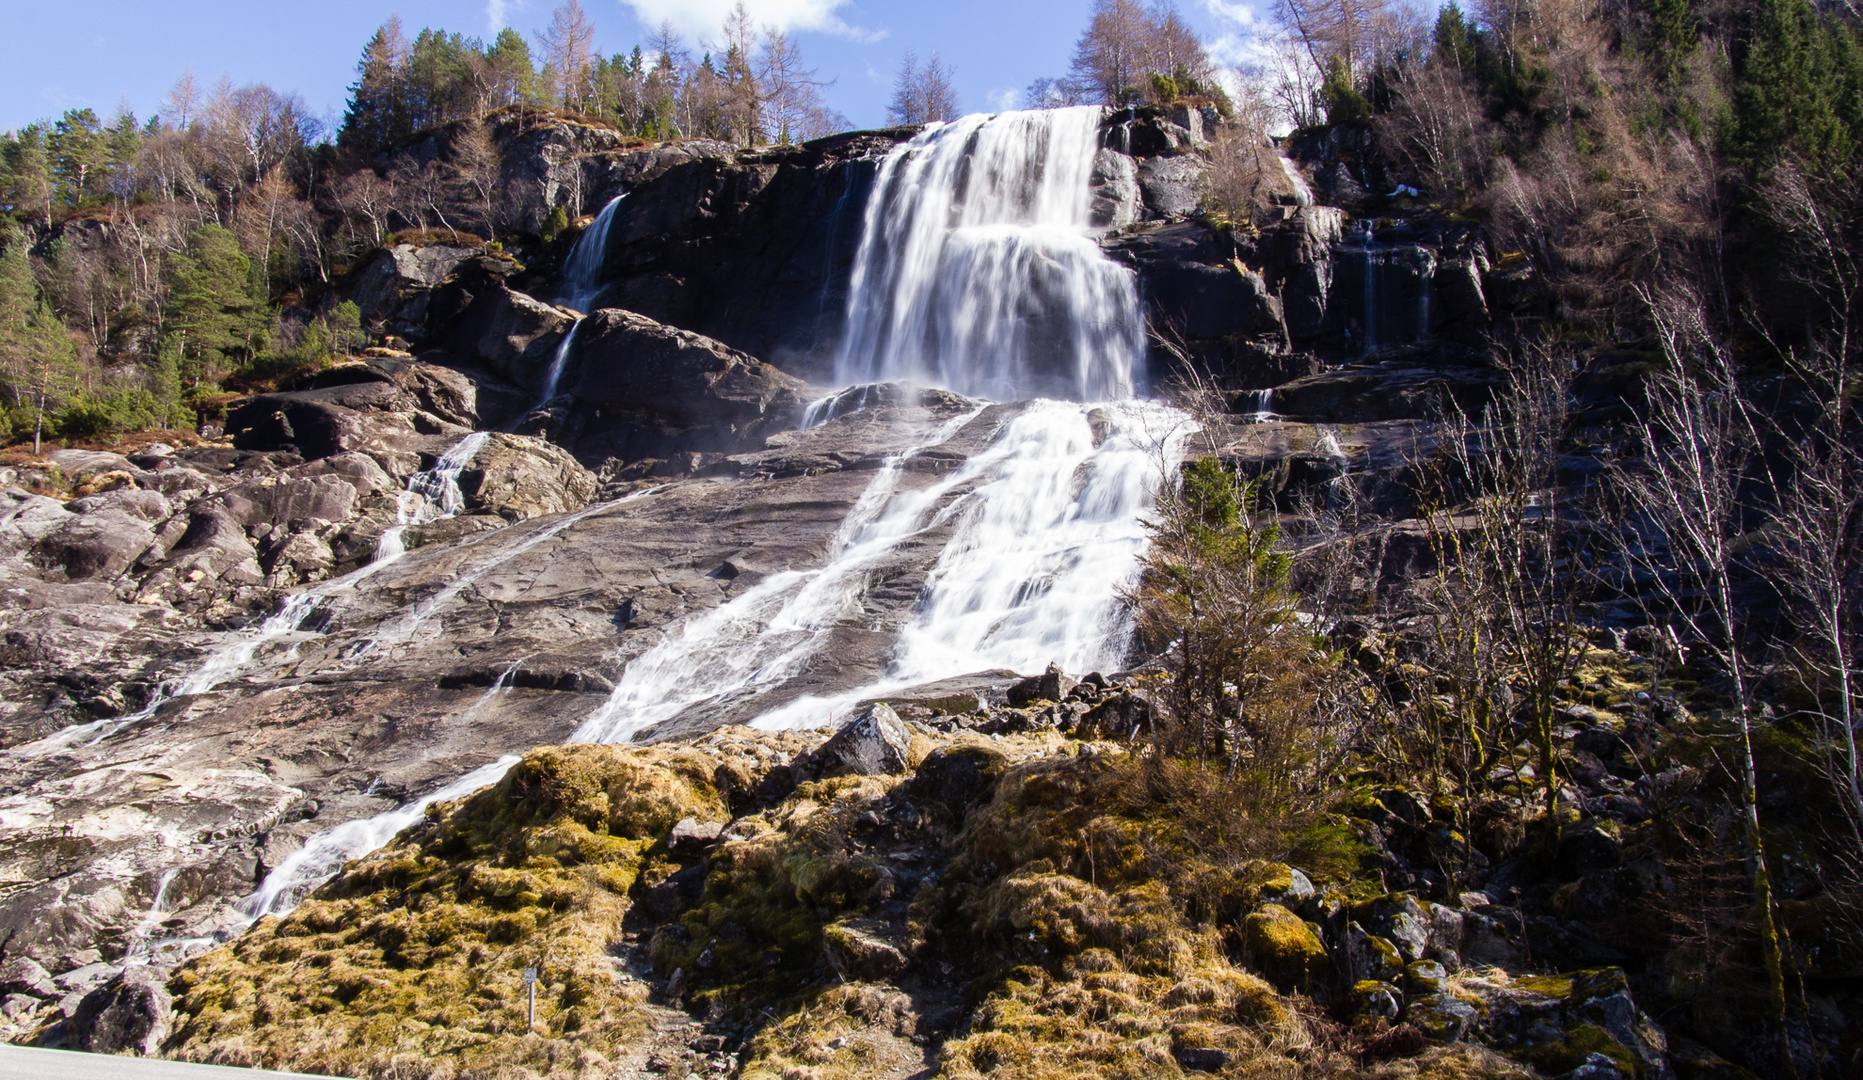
[
  {"left": 340, "top": 0, "right": 848, "bottom": 158},
  {"left": 0, "top": 0, "right": 876, "bottom": 452}
]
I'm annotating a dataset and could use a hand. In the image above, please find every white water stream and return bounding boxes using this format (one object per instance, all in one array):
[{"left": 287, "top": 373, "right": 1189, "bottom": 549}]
[
  {"left": 21, "top": 432, "right": 492, "bottom": 757},
  {"left": 537, "top": 195, "right": 626, "bottom": 405}
]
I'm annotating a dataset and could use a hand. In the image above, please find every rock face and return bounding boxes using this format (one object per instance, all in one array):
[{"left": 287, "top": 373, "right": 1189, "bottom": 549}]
[
  {"left": 347, "top": 244, "right": 483, "bottom": 341},
  {"left": 542, "top": 308, "right": 812, "bottom": 466},
  {"left": 0, "top": 385, "right": 996, "bottom": 976}
]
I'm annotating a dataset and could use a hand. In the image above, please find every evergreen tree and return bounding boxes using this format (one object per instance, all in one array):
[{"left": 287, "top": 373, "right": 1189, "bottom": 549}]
[
  {"left": 1434, "top": 3, "right": 1478, "bottom": 74},
  {"left": 1732, "top": 0, "right": 1860, "bottom": 167},
  {"left": 0, "top": 224, "right": 36, "bottom": 406},
  {"left": 1639, "top": 0, "right": 1699, "bottom": 84},
  {"left": 164, "top": 224, "right": 255, "bottom": 385},
  {"left": 487, "top": 28, "right": 539, "bottom": 108},
  {"left": 21, "top": 301, "right": 77, "bottom": 454},
  {"left": 104, "top": 107, "right": 142, "bottom": 201},
  {"left": 48, "top": 108, "right": 106, "bottom": 208},
  {"left": 147, "top": 338, "right": 189, "bottom": 430},
  {"left": 339, "top": 18, "right": 411, "bottom": 159},
  {"left": 0, "top": 126, "right": 54, "bottom": 225}
]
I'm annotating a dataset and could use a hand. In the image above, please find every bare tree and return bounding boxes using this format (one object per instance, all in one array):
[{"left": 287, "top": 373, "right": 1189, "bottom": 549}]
[
  {"left": 1608, "top": 283, "right": 1789, "bottom": 1023},
  {"left": 1071, "top": 0, "right": 1160, "bottom": 105},
  {"left": 447, "top": 117, "right": 503, "bottom": 238},
  {"left": 332, "top": 170, "right": 396, "bottom": 250},
  {"left": 888, "top": 50, "right": 961, "bottom": 126},
  {"left": 163, "top": 70, "right": 202, "bottom": 131},
  {"left": 757, "top": 30, "right": 841, "bottom": 144},
  {"left": 538, "top": 0, "right": 597, "bottom": 109}
]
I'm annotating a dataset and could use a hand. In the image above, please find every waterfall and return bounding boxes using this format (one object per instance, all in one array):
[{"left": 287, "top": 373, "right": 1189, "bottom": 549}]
[
  {"left": 1275, "top": 150, "right": 1315, "bottom": 207},
  {"left": 536, "top": 320, "right": 581, "bottom": 406},
  {"left": 376, "top": 431, "right": 492, "bottom": 562},
  {"left": 834, "top": 107, "right": 1143, "bottom": 402},
  {"left": 1337, "top": 220, "right": 1437, "bottom": 356},
  {"left": 531, "top": 195, "right": 625, "bottom": 408},
  {"left": 559, "top": 196, "right": 624, "bottom": 313},
  {"left": 235, "top": 109, "right": 1190, "bottom": 916},
  {"left": 1242, "top": 388, "right": 1277, "bottom": 423}
]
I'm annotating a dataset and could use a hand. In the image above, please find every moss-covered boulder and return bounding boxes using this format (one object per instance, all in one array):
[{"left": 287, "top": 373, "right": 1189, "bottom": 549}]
[{"left": 1242, "top": 903, "right": 1328, "bottom": 992}]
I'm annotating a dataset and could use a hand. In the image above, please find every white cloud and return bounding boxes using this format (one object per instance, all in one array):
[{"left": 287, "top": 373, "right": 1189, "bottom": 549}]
[
  {"left": 987, "top": 86, "right": 1021, "bottom": 113},
  {"left": 487, "top": 0, "right": 511, "bottom": 34},
  {"left": 1202, "top": 0, "right": 1261, "bottom": 29},
  {"left": 615, "top": 0, "right": 885, "bottom": 43}
]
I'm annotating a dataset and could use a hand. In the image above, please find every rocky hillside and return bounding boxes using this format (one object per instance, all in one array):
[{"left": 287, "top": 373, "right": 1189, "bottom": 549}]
[{"left": 0, "top": 104, "right": 1855, "bottom": 1080}]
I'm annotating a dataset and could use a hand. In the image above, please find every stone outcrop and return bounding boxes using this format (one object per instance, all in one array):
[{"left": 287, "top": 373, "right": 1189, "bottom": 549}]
[
  {"left": 346, "top": 244, "right": 484, "bottom": 342},
  {"left": 540, "top": 308, "right": 812, "bottom": 466}
]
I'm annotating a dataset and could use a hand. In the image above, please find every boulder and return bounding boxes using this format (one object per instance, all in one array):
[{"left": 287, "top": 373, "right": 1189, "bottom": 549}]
[
  {"left": 1138, "top": 155, "right": 1205, "bottom": 218},
  {"left": 72, "top": 967, "right": 171, "bottom": 1055},
  {"left": 1352, "top": 893, "right": 1432, "bottom": 962},
  {"left": 822, "top": 919, "right": 911, "bottom": 980},
  {"left": 433, "top": 277, "right": 577, "bottom": 396},
  {"left": 459, "top": 433, "right": 600, "bottom": 521},
  {"left": 1008, "top": 664, "right": 1078, "bottom": 707},
  {"left": 1408, "top": 992, "right": 1479, "bottom": 1043},
  {"left": 0, "top": 957, "right": 55, "bottom": 998},
  {"left": 1090, "top": 149, "right": 1142, "bottom": 229},
  {"left": 348, "top": 244, "right": 481, "bottom": 342},
  {"left": 669, "top": 817, "right": 725, "bottom": 854},
  {"left": 550, "top": 308, "right": 811, "bottom": 466},
  {"left": 818, "top": 702, "right": 912, "bottom": 776},
  {"left": 1461, "top": 968, "right": 1671, "bottom": 1079},
  {"left": 1243, "top": 903, "right": 1328, "bottom": 992},
  {"left": 1345, "top": 922, "right": 1406, "bottom": 983}
]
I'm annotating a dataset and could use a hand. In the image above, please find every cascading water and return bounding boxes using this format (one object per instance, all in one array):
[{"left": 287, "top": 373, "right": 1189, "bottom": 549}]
[
  {"left": 559, "top": 196, "right": 624, "bottom": 313},
  {"left": 1275, "top": 149, "right": 1315, "bottom": 207},
  {"left": 238, "top": 108, "right": 1191, "bottom": 916},
  {"left": 1336, "top": 220, "right": 1436, "bottom": 356},
  {"left": 835, "top": 107, "right": 1142, "bottom": 402},
  {"left": 242, "top": 754, "right": 523, "bottom": 918},
  {"left": 375, "top": 431, "right": 491, "bottom": 563},
  {"left": 534, "top": 195, "right": 626, "bottom": 406}
]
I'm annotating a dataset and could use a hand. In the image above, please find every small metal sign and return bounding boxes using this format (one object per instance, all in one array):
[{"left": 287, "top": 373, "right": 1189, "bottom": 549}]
[{"left": 523, "top": 967, "right": 538, "bottom": 984}]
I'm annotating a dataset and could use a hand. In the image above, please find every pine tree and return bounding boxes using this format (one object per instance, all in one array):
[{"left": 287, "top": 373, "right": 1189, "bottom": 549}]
[
  {"left": 1434, "top": 3, "right": 1478, "bottom": 74},
  {"left": 22, "top": 301, "right": 77, "bottom": 454},
  {"left": 1733, "top": 0, "right": 1856, "bottom": 167},
  {"left": 1639, "top": 0, "right": 1699, "bottom": 84},
  {"left": 0, "top": 224, "right": 37, "bottom": 407},
  {"left": 339, "top": 18, "right": 411, "bottom": 158},
  {"left": 487, "top": 28, "right": 539, "bottom": 108},
  {"left": 164, "top": 225, "right": 255, "bottom": 385},
  {"left": 48, "top": 108, "right": 106, "bottom": 208},
  {"left": 147, "top": 338, "right": 189, "bottom": 431},
  {"left": 0, "top": 126, "right": 54, "bottom": 225}
]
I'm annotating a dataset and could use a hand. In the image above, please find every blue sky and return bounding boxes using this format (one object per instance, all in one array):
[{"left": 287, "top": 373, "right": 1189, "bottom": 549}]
[{"left": 0, "top": 0, "right": 1273, "bottom": 134}]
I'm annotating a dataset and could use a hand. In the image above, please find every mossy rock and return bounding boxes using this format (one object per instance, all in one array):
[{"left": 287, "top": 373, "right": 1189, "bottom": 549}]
[{"left": 1241, "top": 903, "right": 1327, "bottom": 993}]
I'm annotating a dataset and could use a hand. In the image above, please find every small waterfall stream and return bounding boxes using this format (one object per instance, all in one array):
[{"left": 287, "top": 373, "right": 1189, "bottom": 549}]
[
  {"left": 1336, "top": 220, "right": 1436, "bottom": 356},
  {"left": 536, "top": 195, "right": 626, "bottom": 406},
  {"left": 24, "top": 432, "right": 493, "bottom": 757}
]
